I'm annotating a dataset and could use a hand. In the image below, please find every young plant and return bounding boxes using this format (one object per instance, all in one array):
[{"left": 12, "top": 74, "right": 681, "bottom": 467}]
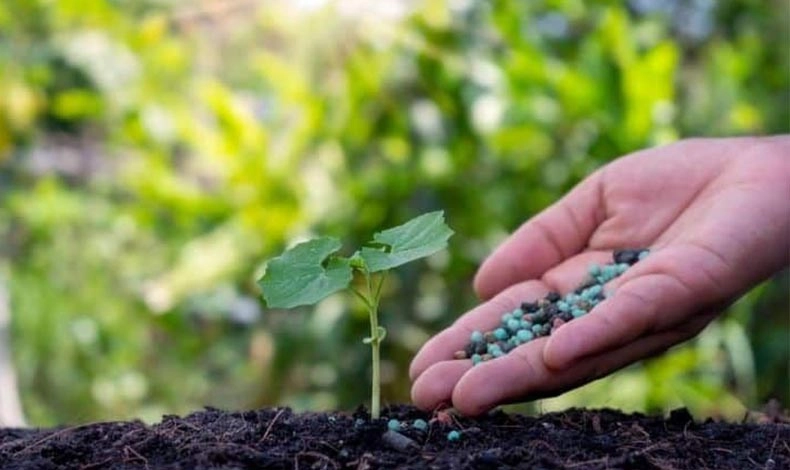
[{"left": 257, "top": 211, "right": 453, "bottom": 418}]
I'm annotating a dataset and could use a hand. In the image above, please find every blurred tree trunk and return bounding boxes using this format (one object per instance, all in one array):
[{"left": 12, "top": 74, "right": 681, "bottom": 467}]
[{"left": 0, "top": 277, "right": 25, "bottom": 427}]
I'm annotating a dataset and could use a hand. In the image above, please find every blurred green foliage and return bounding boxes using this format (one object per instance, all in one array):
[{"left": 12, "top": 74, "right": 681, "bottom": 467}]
[{"left": 0, "top": 0, "right": 787, "bottom": 425}]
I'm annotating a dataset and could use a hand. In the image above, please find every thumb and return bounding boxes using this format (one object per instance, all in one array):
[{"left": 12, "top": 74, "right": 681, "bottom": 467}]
[{"left": 474, "top": 170, "right": 606, "bottom": 299}]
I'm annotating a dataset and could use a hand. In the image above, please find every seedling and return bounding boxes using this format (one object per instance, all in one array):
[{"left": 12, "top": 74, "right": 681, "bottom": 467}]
[{"left": 258, "top": 211, "right": 453, "bottom": 419}]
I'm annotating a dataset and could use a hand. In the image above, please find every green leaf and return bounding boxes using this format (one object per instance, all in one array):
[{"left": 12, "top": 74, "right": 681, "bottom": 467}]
[
  {"left": 359, "top": 211, "right": 453, "bottom": 272},
  {"left": 258, "top": 237, "right": 352, "bottom": 308}
]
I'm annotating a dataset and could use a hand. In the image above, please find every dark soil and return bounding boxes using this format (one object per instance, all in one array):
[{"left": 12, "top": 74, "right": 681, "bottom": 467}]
[{"left": 1, "top": 405, "right": 787, "bottom": 469}]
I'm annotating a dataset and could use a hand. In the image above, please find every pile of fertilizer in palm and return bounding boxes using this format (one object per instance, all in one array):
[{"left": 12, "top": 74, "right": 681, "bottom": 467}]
[{"left": 455, "top": 248, "right": 649, "bottom": 365}]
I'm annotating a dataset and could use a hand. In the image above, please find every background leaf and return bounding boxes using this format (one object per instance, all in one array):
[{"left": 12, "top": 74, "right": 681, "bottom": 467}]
[
  {"left": 259, "top": 237, "right": 352, "bottom": 308},
  {"left": 359, "top": 211, "right": 453, "bottom": 272}
]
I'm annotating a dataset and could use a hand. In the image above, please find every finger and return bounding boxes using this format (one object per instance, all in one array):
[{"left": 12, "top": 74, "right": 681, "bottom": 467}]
[
  {"left": 543, "top": 246, "right": 725, "bottom": 370},
  {"left": 410, "top": 360, "right": 470, "bottom": 411},
  {"left": 450, "top": 311, "right": 717, "bottom": 415},
  {"left": 473, "top": 171, "right": 606, "bottom": 300},
  {"left": 408, "top": 281, "right": 549, "bottom": 382}
]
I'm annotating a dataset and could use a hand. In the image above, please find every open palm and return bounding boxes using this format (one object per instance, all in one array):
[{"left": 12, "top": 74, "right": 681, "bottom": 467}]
[{"left": 410, "top": 136, "right": 790, "bottom": 415}]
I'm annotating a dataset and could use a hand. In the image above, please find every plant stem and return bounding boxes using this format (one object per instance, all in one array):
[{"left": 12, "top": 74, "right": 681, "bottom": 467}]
[
  {"left": 352, "top": 270, "right": 387, "bottom": 419},
  {"left": 350, "top": 288, "right": 372, "bottom": 310},
  {"left": 365, "top": 271, "right": 381, "bottom": 419}
]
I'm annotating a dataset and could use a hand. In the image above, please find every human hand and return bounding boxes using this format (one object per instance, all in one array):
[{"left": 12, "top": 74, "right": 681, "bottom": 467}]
[{"left": 410, "top": 136, "right": 790, "bottom": 415}]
